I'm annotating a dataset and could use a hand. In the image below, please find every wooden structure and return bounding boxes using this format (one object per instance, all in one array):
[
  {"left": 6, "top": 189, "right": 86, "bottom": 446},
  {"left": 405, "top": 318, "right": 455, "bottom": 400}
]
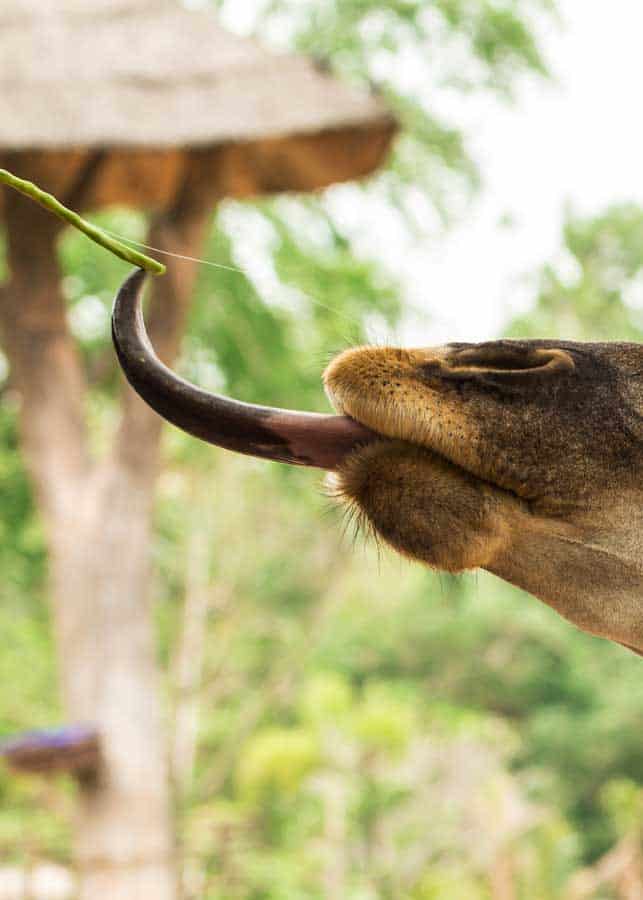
[
  {"left": 0, "top": 3, "right": 395, "bottom": 898},
  {"left": 1, "top": 0, "right": 395, "bottom": 209}
]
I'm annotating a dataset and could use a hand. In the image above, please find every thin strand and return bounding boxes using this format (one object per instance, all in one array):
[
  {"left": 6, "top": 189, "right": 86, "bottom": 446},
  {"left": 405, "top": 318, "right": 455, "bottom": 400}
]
[
  {"left": 101, "top": 229, "right": 243, "bottom": 274},
  {"left": 104, "top": 229, "right": 364, "bottom": 328}
]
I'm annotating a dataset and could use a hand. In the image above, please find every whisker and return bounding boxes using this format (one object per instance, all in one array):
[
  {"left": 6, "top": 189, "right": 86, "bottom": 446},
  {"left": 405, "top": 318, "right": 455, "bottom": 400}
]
[{"left": 102, "top": 229, "right": 366, "bottom": 328}]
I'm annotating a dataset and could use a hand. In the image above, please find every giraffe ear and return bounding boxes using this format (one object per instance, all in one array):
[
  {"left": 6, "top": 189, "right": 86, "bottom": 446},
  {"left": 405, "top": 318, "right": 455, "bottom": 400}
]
[{"left": 442, "top": 342, "right": 575, "bottom": 379}]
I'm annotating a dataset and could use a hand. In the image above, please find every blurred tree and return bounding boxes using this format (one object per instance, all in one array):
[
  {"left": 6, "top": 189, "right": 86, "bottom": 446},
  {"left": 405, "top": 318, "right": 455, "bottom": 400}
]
[
  {"left": 216, "top": 0, "right": 553, "bottom": 224},
  {"left": 507, "top": 204, "right": 643, "bottom": 341},
  {"left": 567, "top": 780, "right": 643, "bottom": 899}
]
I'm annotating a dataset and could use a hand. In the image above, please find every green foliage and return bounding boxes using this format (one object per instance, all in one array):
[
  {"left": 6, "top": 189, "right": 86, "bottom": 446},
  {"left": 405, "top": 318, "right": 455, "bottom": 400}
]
[
  {"left": 299, "top": 672, "right": 353, "bottom": 723},
  {"left": 507, "top": 204, "right": 643, "bottom": 341},
  {"left": 600, "top": 778, "right": 643, "bottom": 835},
  {"left": 2, "top": 2, "right": 642, "bottom": 896},
  {"left": 415, "top": 869, "right": 488, "bottom": 900},
  {"left": 0, "top": 405, "right": 47, "bottom": 611},
  {"left": 351, "top": 682, "right": 417, "bottom": 755},
  {"left": 0, "top": 772, "right": 72, "bottom": 865},
  {"left": 237, "top": 729, "right": 320, "bottom": 800}
]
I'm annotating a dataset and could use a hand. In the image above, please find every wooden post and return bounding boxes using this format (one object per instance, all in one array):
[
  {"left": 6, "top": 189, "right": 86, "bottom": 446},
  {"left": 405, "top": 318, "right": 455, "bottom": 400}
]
[{"left": 0, "top": 151, "right": 220, "bottom": 900}]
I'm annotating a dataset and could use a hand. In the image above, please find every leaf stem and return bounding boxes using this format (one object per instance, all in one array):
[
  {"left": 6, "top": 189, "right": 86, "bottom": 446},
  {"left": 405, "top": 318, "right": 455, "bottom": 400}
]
[{"left": 0, "top": 168, "right": 166, "bottom": 275}]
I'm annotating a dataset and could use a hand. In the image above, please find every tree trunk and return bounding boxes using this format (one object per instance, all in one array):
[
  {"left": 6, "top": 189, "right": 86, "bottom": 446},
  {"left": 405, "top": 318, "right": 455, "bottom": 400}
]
[
  {"left": 318, "top": 774, "right": 348, "bottom": 899},
  {"left": 51, "top": 464, "right": 177, "bottom": 899},
  {"left": 489, "top": 849, "right": 517, "bottom": 900},
  {"left": 0, "top": 152, "right": 219, "bottom": 899},
  {"left": 172, "top": 522, "right": 218, "bottom": 795}
]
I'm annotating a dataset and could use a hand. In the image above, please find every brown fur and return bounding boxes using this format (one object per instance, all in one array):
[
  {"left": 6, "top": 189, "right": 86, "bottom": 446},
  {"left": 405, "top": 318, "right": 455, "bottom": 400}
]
[{"left": 324, "top": 340, "right": 643, "bottom": 653}]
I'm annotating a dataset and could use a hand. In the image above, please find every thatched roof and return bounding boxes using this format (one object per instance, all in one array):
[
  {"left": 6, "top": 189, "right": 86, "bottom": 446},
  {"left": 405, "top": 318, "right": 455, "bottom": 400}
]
[{"left": 3, "top": 0, "right": 393, "bottom": 150}]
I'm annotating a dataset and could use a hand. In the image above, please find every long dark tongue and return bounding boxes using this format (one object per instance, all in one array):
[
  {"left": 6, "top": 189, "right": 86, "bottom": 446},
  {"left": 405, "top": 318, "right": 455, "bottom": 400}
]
[{"left": 112, "top": 269, "right": 376, "bottom": 469}]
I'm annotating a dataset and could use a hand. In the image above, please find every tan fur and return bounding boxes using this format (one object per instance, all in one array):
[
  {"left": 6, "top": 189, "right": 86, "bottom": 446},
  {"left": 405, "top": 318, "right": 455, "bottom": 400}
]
[{"left": 324, "top": 340, "right": 643, "bottom": 653}]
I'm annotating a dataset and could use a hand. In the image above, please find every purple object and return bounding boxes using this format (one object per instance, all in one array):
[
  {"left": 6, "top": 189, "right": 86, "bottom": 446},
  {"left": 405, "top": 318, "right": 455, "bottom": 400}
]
[{"left": 0, "top": 724, "right": 100, "bottom": 776}]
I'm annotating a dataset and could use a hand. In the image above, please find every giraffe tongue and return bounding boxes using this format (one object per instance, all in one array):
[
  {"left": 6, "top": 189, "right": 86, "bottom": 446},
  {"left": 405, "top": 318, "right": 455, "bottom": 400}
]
[{"left": 112, "top": 269, "right": 377, "bottom": 470}]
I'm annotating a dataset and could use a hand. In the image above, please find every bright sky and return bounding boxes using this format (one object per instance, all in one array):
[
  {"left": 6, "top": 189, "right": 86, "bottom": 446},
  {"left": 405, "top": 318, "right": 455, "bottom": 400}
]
[
  {"left": 218, "top": 0, "right": 643, "bottom": 346},
  {"left": 387, "top": 0, "right": 643, "bottom": 343}
]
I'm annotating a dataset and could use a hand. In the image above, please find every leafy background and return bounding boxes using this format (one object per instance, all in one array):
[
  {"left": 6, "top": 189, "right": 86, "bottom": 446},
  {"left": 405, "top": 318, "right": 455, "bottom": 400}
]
[{"left": 1, "top": 1, "right": 641, "bottom": 896}]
